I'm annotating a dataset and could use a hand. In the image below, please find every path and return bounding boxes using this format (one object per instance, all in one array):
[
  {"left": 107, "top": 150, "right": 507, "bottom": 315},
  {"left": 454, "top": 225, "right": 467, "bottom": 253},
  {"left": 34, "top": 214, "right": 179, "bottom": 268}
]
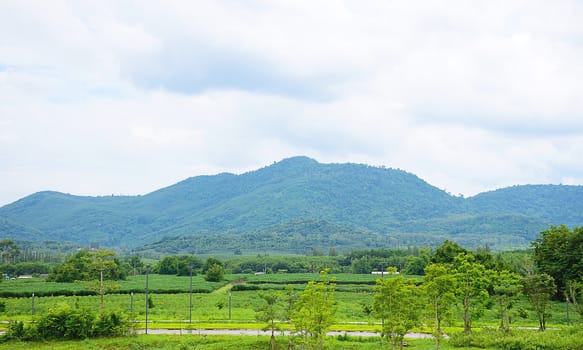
[{"left": 136, "top": 328, "right": 435, "bottom": 339}]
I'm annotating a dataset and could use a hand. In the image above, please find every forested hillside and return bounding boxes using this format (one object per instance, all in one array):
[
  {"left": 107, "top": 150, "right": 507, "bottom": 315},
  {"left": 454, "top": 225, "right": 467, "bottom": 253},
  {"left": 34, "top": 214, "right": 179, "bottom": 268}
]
[{"left": 1, "top": 156, "right": 582, "bottom": 253}]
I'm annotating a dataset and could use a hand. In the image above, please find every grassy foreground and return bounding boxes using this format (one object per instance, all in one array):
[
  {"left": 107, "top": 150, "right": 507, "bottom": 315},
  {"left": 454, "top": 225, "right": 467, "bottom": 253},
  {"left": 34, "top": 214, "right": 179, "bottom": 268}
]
[{"left": 0, "top": 334, "right": 458, "bottom": 350}]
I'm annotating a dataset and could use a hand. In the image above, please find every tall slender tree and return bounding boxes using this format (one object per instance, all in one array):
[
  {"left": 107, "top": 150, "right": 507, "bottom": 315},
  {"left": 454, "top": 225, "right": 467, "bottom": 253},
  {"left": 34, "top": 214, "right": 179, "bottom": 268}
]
[
  {"left": 523, "top": 273, "right": 556, "bottom": 331},
  {"left": 292, "top": 269, "right": 336, "bottom": 350},
  {"left": 423, "top": 263, "right": 456, "bottom": 350},
  {"left": 492, "top": 269, "right": 522, "bottom": 331},
  {"left": 374, "top": 274, "right": 422, "bottom": 350},
  {"left": 256, "top": 291, "right": 282, "bottom": 350},
  {"left": 453, "top": 253, "right": 492, "bottom": 334}
]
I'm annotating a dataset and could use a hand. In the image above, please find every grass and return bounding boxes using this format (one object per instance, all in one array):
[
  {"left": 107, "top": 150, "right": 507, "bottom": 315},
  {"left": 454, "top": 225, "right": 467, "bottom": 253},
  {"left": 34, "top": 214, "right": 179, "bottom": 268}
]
[
  {"left": 0, "top": 334, "right": 491, "bottom": 350},
  {"left": 0, "top": 274, "right": 240, "bottom": 297},
  {"left": 1, "top": 271, "right": 582, "bottom": 350}
]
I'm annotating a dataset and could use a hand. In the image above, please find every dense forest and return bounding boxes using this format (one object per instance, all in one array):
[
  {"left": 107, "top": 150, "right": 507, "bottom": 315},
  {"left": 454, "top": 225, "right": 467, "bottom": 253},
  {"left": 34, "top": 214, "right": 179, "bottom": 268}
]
[{"left": 1, "top": 157, "right": 582, "bottom": 254}]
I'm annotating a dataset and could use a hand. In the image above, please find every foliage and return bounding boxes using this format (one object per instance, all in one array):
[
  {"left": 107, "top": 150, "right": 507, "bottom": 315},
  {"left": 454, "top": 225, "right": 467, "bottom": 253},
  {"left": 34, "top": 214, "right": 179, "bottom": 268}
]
[
  {"left": 255, "top": 291, "right": 282, "bottom": 349},
  {"left": 3, "top": 157, "right": 583, "bottom": 252},
  {"left": 523, "top": 273, "right": 556, "bottom": 331},
  {"left": 453, "top": 253, "right": 492, "bottom": 334},
  {"left": 566, "top": 279, "right": 583, "bottom": 319},
  {"left": 205, "top": 264, "right": 225, "bottom": 282},
  {"left": 2, "top": 304, "right": 128, "bottom": 341},
  {"left": 0, "top": 262, "right": 50, "bottom": 277},
  {"left": 0, "top": 239, "right": 19, "bottom": 264},
  {"left": 532, "top": 225, "right": 583, "bottom": 296},
  {"left": 48, "top": 249, "right": 125, "bottom": 283},
  {"left": 155, "top": 255, "right": 203, "bottom": 276},
  {"left": 432, "top": 240, "right": 468, "bottom": 265},
  {"left": 292, "top": 269, "right": 336, "bottom": 349},
  {"left": 423, "top": 263, "right": 456, "bottom": 349},
  {"left": 491, "top": 269, "right": 522, "bottom": 330},
  {"left": 373, "top": 274, "right": 422, "bottom": 350},
  {"left": 449, "top": 328, "right": 583, "bottom": 350}
]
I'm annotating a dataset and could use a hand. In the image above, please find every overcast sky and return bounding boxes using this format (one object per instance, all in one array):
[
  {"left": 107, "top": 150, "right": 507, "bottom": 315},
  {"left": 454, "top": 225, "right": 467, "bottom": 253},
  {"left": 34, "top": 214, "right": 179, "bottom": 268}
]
[{"left": 1, "top": 1, "right": 582, "bottom": 206}]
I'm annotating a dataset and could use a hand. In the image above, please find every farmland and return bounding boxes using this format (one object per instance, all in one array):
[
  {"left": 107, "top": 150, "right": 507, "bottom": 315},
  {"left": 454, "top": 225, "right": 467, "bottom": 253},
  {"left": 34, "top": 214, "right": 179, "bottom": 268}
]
[
  {"left": 2, "top": 229, "right": 583, "bottom": 349},
  {"left": 1, "top": 273, "right": 582, "bottom": 347}
]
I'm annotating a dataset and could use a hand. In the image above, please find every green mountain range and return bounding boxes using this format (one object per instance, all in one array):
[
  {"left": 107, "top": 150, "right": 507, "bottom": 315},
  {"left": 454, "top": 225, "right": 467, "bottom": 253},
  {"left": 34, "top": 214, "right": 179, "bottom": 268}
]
[{"left": 1, "top": 156, "right": 582, "bottom": 254}]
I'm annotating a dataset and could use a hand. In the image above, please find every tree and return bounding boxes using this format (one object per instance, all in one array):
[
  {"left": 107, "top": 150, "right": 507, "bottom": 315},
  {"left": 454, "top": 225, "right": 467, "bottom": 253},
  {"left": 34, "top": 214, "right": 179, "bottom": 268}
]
[
  {"left": 532, "top": 225, "right": 583, "bottom": 296},
  {"left": 523, "top": 273, "right": 556, "bottom": 331},
  {"left": 423, "top": 263, "right": 456, "bottom": 350},
  {"left": 492, "top": 270, "right": 522, "bottom": 331},
  {"left": 282, "top": 284, "right": 298, "bottom": 349},
  {"left": 566, "top": 279, "right": 583, "bottom": 320},
  {"left": 453, "top": 253, "right": 491, "bottom": 334},
  {"left": 156, "top": 255, "right": 203, "bottom": 276},
  {"left": 292, "top": 269, "right": 336, "bottom": 350},
  {"left": 84, "top": 250, "right": 120, "bottom": 314},
  {"left": 255, "top": 291, "right": 282, "bottom": 350},
  {"left": 0, "top": 239, "right": 20, "bottom": 264},
  {"left": 48, "top": 249, "right": 125, "bottom": 283},
  {"left": 202, "top": 257, "right": 224, "bottom": 273},
  {"left": 374, "top": 274, "right": 422, "bottom": 350},
  {"left": 125, "top": 256, "right": 144, "bottom": 276},
  {"left": 204, "top": 263, "right": 225, "bottom": 282},
  {"left": 432, "top": 240, "right": 468, "bottom": 265}
]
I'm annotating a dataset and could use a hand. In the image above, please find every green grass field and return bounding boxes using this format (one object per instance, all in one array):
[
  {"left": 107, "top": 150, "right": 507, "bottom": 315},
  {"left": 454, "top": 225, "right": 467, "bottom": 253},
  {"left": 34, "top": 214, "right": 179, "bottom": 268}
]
[
  {"left": 0, "top": 334, "right": 447, "bottom": 350},
  {"left": 1, "top": 273, "right": 582, "bottom": 349}
]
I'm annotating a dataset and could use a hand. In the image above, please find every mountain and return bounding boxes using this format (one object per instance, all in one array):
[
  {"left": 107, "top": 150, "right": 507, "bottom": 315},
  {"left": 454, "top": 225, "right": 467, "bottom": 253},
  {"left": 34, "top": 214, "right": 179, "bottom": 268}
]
[{"left": 1, "top": 156, "right": 582, "bottom": 253}]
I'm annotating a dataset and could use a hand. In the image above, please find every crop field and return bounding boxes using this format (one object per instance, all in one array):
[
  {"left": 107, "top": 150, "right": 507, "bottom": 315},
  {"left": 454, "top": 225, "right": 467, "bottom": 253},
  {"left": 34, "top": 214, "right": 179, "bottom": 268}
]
[
  {"left": 1, "top": 273, "right": 581, "bottom": 326},
  {"left": 1, "top": 273, "right": 582, "bottom": 349}
]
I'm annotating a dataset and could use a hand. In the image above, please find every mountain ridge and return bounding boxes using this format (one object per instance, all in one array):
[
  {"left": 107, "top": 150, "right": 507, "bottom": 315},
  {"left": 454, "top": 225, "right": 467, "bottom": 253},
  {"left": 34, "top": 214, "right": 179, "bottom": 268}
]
[{"left": 1, "top": 156, "right": 581, "bottom": 252}]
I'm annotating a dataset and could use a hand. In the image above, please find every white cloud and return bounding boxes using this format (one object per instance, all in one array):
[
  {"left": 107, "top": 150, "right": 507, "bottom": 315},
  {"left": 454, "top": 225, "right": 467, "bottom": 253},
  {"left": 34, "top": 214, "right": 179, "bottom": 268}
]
[{"left": 0, "top": 0, "right": 582, "bottom": 206}]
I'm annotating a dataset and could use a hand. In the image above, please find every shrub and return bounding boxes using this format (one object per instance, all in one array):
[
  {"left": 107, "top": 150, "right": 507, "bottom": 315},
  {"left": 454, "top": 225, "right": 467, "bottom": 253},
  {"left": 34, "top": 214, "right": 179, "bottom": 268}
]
[
  {"left": 205, "top": 263, "right": 225, "bottom": 282},
  {"left": 2, "top": 305, "right": 129, "bottom": 342},
  {"left": 93, "top": 312, "right": 128, "bottom": 337}
]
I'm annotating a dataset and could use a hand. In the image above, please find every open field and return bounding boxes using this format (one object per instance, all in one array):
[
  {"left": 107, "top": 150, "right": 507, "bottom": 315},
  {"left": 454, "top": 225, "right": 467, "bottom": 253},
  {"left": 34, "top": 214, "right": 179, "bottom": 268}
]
[
  {"left": 1, "top": 273, "right": 583, "bottom": 349},
  {"left": 0, "top": 334, "right": 448, "bottom": 350},
  {"left": 1, "top": 274, "right": 581, "bottom": 327}
]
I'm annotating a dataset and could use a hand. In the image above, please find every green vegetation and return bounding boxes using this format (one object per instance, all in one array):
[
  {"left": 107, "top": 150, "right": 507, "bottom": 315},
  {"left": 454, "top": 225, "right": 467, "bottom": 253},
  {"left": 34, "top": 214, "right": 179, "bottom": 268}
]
[
  {"left": 2, "top": 229, "right": 583, "bottom": 349},
  {"left": 2, "top": 157, "right": 583, "bottom": 253},
  {"left": 374, "top": 270, "right": 421, "bottom": 350},
  {"left": 292, "top": 270, "right": 336, "bottom": 350}
]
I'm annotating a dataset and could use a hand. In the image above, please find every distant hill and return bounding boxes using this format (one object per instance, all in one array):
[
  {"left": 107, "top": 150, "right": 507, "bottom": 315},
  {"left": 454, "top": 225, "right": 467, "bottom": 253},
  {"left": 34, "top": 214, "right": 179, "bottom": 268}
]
[{"left": 1, "top": 156, "right": 582, "bottom": 253}]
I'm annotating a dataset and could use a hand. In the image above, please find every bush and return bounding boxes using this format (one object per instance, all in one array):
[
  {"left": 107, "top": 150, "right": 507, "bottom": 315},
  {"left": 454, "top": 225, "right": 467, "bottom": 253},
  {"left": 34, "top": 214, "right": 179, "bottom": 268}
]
[
  {"left": 2, "top": 305, "right": 129, "bottom": 342},
  {"left": 36, "top": 305, "right": 94, "bottom": 339},
  {"left": 205, "top": 263, "right": 225, "bottom": 282},
  {"left": 93, "top": 312, "right": 128, "bottom": 337}
]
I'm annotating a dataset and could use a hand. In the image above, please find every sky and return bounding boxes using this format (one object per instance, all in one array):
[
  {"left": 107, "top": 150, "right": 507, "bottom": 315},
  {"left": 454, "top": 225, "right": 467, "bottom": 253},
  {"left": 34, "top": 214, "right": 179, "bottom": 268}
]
[{"left": 1, "top": 1, "right": 583, "bottom": 207}]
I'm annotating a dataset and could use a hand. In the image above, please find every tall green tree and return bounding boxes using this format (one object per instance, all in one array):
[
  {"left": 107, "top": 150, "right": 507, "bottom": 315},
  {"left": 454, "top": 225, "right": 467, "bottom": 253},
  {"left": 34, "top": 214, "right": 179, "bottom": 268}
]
[
  {"left": 282, "top": 284, "right": 298, "bottom": 349},
  {"left": 49, "top": 249, "right": 125, "bottom": 283},
  {"left": 523, "top": 273, "right": 556, "bottom": 331},
  {"left": 423, "top": 263, "right": 456, "bottom": 350},
  {"left": 292, "top": 269, "right": 336, "bottom": 350},
  {"left": 453, "top": 253, "right": 492, "bottom": 334},
  {"left": 566, "top": 279, "right": 583, "bottom": 320},
  {"left": 374, "top": 273, "right": 422, "bottom": 350},
  {"left": 432, "top": 240, "right": 468, "bottom": 265},
  {"left": 492, "top": 270, "right": 522, "bottom": 331},
  {"left": 204, "top": 263, "right": 225, "bottom": 282},
  {"left": 84, "top": 250, "right": 120, "bottom": 313},
  {"left": 532, "top": 225, "right": 583, "bottom": 296},
  {"left": 255, "top": 291, "right": 282, "bottom": 350},
  {"left": 0, "top": 239, "right": 20, "bottom": 264}
]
